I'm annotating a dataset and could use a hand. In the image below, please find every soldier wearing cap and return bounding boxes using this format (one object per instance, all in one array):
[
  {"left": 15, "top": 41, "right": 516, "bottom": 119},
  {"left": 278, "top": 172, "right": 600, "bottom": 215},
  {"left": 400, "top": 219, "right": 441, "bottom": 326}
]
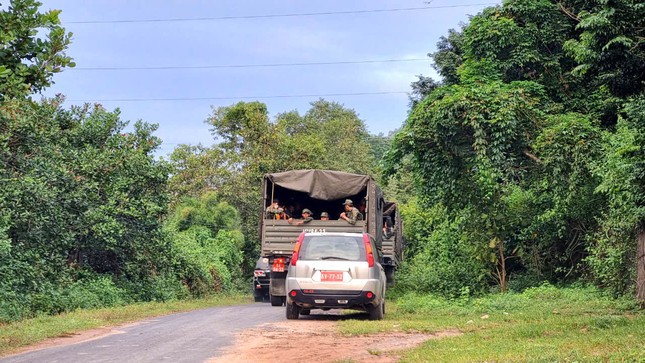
[
  {"left": 320, "top": 211, "right": 329, "bottom": 221},
  {"left": 340, "top": 199, "right": 363, "bottom": 225},
  {"left": 288, "top": 208, "right": 314, "bottom": 226}
]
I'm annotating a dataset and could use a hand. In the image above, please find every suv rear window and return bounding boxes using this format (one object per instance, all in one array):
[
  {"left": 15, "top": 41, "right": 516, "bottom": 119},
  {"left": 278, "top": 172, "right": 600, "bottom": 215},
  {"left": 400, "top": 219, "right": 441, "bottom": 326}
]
[{"left": 299, "top": 235, "right": 366, "bottom": 261}]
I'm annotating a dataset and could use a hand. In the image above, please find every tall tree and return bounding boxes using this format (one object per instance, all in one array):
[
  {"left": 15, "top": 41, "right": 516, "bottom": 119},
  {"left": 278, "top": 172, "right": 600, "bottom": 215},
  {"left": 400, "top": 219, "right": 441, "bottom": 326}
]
[
  {"left": 386, "top": 0, "right": 644, "bottom": 297},
  {"left": 203, "top": 101, "right": 275, "bottom": 265},
  {"left": 167, "top": 144, "right": 230, "bottom": 205},
  {"left": 386, "top": 80, "right": 548, "bottom": 291},
  {"left": 171, "top": 99, "right": 379, "bottom": 271},
  {"left": 561, "top": 0, "right": 644, "bottom": 302},
  {"left": 564, "top": 0, "right": 645, "bottom": 98},
  {"left": 590, "top": 97, "right": 645, "bottom": 303},
  {"left": 0, "top": 0, "right": 74, "bottom": 100},
  {"left": 432, "top": 27, "right": 466, "bottom": 86},
  {"left": 296, "top": 99, "right": 375, "bottom": 174},
  {"left": 1, "top": 99, "right": 173, "bottom": 319}
]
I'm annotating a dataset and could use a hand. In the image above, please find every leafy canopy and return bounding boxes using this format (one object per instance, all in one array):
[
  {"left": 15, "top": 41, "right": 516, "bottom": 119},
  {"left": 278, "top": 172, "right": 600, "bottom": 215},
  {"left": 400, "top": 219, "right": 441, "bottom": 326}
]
[{"left": 0, "top": 0, "right": 74, "bottom": 100}]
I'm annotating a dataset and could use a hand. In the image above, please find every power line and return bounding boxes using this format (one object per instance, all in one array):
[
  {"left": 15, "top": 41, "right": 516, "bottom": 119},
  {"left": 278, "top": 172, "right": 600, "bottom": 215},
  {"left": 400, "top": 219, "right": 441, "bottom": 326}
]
[
  {"left": 64, "top": 3, "right": 497, "bottom": 24},
  {"left": 69, "top": 91, "right": 409, "bottom": 103},
  {"left": 72, "top": 58, "right": 430, "bottom": 71}
]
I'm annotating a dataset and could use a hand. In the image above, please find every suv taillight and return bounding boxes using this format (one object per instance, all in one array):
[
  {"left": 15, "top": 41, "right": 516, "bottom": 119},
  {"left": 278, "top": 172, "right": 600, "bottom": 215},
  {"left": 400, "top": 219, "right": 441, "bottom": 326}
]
[
  {"left": 291, "top": 232, "right": 305, "bottom": 266},
  {"left": 363, "top": 234, "right": 374, "bottom": 267}
]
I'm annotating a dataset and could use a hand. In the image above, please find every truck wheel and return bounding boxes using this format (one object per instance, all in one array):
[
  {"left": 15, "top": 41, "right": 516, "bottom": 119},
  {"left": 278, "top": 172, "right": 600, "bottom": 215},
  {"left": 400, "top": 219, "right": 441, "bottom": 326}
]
[
  {"left": 286, "top": 301, "right": 300, "bottom": 319},
  {"left": 270, "top": 294, "right": 283, "bottom": 306},
  {"left": 385, "top": 267, "right": 395, "bottom": 286},
  {"left": 368, "top": 300, "right": 384, "bottom": 320}
]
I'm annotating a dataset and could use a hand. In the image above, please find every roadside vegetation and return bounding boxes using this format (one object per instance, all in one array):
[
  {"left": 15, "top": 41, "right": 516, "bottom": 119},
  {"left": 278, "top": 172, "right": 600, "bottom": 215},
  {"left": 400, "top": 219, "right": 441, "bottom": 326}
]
[
  {"left": 339, "top": 285, "right": 645, "bottom": 362},
  {"left": 384, "top": 0, "right": 645, "bottom": 304}
]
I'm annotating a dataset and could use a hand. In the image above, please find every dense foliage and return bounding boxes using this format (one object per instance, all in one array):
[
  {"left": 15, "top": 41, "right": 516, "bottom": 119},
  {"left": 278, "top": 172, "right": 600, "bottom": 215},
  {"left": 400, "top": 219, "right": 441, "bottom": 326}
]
[
  {"left": 387, "top": 0, "right": 645, "bottom": 302},
  {"left": 0, "top": 0, "right": 246, "bottom": 322},
  {"left": 0, "top": 0, "right": 74, "bottom": 100},
  {"left": 0, "top": 99, "right": 176, "bottom": 321},
  {"left": 164, "top": 192, "right": 245, "bottom": 295}
]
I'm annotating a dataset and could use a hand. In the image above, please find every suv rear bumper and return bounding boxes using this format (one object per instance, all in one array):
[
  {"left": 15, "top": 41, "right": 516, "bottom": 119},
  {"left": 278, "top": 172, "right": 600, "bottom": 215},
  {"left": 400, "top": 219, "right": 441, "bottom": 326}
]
[
  {"left": 287, "top": 289, "right": 377, "bottom": 309},
  {"left": 253, "top": 274, "right": 270, "bottom": 290}
]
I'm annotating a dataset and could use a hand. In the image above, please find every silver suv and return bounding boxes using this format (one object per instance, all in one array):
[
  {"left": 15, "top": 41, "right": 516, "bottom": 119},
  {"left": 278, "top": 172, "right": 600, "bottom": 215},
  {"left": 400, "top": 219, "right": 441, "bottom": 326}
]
[{"left": 284, "top": 232, "right": 386, "bottom": 320}]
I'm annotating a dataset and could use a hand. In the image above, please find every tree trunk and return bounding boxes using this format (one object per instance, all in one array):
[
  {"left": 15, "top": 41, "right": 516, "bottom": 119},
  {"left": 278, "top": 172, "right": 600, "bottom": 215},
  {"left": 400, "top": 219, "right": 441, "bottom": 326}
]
[
  {"left": 637, "top": 228, "right": 645, "bottom": 308},
  {"left": 494, "top": 239, "right": 508, "bottom": 293}
]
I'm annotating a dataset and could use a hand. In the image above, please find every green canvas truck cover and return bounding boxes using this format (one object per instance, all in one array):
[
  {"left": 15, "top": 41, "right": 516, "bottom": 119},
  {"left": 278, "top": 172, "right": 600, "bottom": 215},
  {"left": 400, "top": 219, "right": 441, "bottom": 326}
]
[{"left": 266, "top": 169, "right": 371, "bottom": 200}]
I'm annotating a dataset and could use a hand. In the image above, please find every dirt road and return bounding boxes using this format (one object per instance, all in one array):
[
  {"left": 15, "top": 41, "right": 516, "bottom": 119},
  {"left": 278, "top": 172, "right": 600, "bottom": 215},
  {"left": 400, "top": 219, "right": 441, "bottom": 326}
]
[{"left": 1, "top": 304, "right": 458, "bottom": 363}]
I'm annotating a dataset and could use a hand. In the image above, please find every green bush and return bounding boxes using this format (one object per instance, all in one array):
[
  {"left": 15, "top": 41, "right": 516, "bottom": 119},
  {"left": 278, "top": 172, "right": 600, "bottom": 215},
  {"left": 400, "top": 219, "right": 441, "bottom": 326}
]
[
  {"left": 0, "top": 289, "right": 29, "bottom": 323},
  {"left": 1, "top": 274, "right": 136, "bottom": 323},
  {"left": 165, "top": 194, "right": 245, "bottom": 297},
  {"left": 60, "top": 277, "right": 127, "bottom": 310},
  {"left": 1, "top": 98, "right": 175, "bottom": 321},
  {"left": 394, "top": 200, "right": 488, "bottom": 297},
  {"left": 116, "top": 274, "right": 189, "bottom": 302},
  {"left": 506, "top": 272, "right": 544, "bottom": 292}
]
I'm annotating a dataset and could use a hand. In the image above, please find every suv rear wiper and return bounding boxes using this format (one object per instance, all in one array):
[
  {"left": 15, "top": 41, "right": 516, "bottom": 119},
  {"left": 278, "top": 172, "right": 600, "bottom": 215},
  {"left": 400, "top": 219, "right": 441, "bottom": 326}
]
[{"left": 320, "top": 256, "right": 351, "bottom": 260}]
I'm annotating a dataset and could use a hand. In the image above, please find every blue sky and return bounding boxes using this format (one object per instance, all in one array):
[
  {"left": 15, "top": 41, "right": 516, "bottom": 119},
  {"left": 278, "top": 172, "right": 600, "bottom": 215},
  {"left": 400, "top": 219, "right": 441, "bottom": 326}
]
[{"left": 37, "top": 1, "right": 498, "bottom": 156}]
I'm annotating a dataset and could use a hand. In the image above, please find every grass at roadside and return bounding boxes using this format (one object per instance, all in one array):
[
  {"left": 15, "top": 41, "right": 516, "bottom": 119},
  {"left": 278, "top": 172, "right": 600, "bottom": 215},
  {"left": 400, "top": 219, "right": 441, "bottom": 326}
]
[
  {"left": 0, "top": 293, "right": 250, "bottom": 357},
  {"left": 338, "top": 285, "right": 645, "bottom": 362}
]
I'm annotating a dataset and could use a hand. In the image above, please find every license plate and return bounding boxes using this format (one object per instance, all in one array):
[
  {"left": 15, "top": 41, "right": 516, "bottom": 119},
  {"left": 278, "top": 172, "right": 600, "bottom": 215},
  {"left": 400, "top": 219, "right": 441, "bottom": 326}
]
[{"left": 320, "top": 271, "right": 343, "bottom": 282}]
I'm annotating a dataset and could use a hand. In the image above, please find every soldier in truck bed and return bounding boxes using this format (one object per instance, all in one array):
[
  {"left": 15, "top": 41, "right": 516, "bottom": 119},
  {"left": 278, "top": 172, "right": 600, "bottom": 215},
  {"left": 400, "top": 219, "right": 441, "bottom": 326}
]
[
  {"left": 265, "top": 199, "right": 287, "bottom": 219},
  {"left": 340, "top": 199, "right": 363, "bottom": 225},
  {"left": 288, "top": 208, "right": 313, "bottom": 226}
]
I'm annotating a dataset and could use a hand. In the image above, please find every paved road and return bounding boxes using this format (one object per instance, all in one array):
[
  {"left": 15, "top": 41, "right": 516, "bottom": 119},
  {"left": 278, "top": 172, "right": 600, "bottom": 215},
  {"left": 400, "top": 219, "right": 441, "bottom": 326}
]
[{"left": 1, "top": 303, "right": 284, "bottom": 363}]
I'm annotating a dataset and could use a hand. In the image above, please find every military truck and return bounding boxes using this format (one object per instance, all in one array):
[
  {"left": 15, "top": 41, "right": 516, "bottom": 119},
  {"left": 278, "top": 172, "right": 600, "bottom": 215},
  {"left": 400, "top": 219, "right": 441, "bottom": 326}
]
[
  {"left": 382, "top": 201, "right": 404, "bottom": 283},
  {"left": 260, "top": 169, "right": 403, "bottom": 306}
]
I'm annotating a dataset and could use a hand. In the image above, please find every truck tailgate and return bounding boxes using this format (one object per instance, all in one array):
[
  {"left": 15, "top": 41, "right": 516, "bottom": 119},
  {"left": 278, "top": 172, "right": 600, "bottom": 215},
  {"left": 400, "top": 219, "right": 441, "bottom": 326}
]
[{"left": 261, "top": 220, "right": 365, "bottom": 256}]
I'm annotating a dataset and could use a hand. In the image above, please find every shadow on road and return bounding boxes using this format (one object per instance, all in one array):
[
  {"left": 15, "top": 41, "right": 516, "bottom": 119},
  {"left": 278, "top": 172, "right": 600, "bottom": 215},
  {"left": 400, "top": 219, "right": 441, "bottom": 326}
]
[
  {"left": 292, "top": 310, "right": 370, "bottom": 321},
  {"left": 254, "top": 302, "right": 375, "bottom": 321}
]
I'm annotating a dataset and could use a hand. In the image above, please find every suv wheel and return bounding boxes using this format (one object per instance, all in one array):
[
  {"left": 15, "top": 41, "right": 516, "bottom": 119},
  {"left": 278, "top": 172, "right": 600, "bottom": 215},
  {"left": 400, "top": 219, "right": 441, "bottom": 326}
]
[
  {"left": 286, "top": 301, "right": 300, "bottom": 319},
  {"left": 368, "top": 300, "right": 384, "bottom": 320}
]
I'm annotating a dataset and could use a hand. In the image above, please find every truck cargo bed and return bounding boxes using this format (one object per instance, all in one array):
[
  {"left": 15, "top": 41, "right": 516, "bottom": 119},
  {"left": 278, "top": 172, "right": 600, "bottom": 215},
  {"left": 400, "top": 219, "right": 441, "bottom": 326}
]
[{"left": 261, "top": 220, "right": 366, "bottom": 257}]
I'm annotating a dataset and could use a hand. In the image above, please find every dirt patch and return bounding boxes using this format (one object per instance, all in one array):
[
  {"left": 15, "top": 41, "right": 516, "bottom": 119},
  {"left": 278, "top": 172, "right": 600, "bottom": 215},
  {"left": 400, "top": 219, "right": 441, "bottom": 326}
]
[{"left": 210, "top": 312, "right": 461, "bottom": 363}]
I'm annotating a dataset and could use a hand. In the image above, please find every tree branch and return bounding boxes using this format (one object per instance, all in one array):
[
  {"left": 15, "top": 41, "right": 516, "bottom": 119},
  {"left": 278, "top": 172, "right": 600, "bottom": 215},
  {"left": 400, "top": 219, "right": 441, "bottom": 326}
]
[
  {"left": 523, "top": 149, "right": 542, "bottom": 164},
  {"left": 558, "top": 3, "right": 580, "bottom": 22}
]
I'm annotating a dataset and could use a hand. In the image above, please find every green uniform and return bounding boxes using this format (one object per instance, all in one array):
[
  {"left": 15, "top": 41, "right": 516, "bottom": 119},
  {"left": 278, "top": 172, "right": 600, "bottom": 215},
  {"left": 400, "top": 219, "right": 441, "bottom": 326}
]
[
  {"left": 345, "top": 207, "right": 363, "bottom": 225},
  {"left": 299, "top": 208, "right": 313, "bottom": 224},
  {"left": 301, "top": 216, "right": 313, "bottom": 224},
  {"left": 265, "top": 206, "right": 284, "bottom": 219}
]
